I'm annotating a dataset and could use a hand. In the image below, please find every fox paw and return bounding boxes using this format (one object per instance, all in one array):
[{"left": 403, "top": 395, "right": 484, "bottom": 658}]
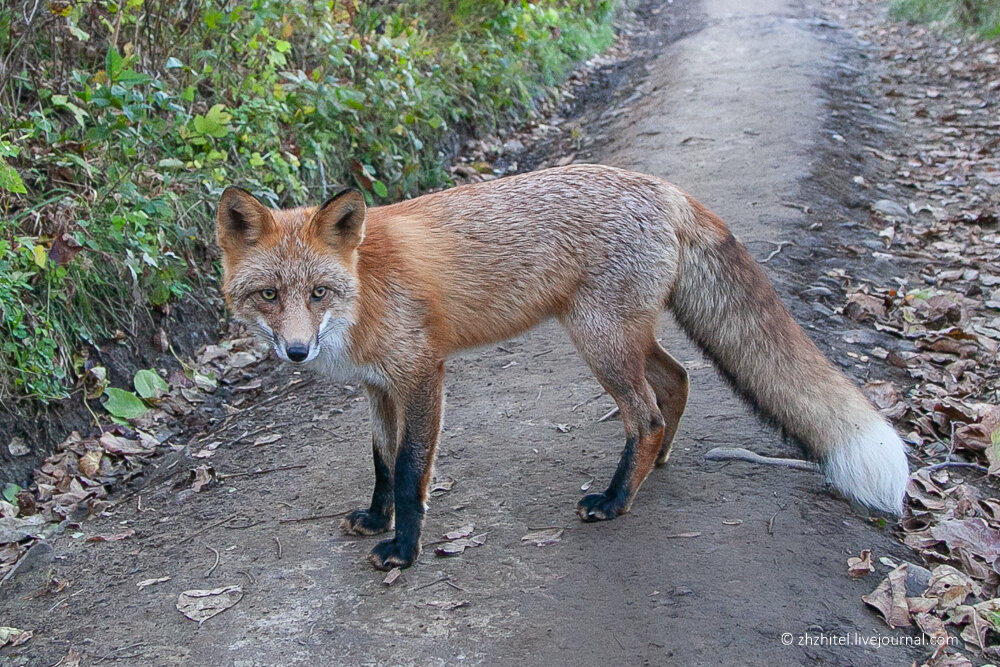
[
  {"left": 368, "top": 538, "right": 419, "bottom": 571},
  {"left": 576, "top": 492, "right": 627, "bottom": 522},
  {"left": 340, "top": 509, "right": 393, "bottom": 536}
]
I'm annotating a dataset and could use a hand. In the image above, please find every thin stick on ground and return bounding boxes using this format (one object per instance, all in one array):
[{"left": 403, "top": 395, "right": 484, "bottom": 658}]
[
  {"left": 205, "top": 546, "right": 220, "bottom": 577},
  {"left": 178, "top": 513, "right": 241, "bottom": 545},
  {"left": 704, "top": 446, "right": 821, "bottom": 472},
  {"left": 277, "top": 510, "right": 351, "bottom": 524}
]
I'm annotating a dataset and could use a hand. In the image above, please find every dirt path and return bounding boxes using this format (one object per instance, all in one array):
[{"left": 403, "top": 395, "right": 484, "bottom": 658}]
[{"left": 1, "top": 1, "right": 931, "bottom": 665}]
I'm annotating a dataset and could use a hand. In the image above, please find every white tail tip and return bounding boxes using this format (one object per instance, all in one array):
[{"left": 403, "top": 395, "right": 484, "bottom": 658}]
[{"left": 823, "top": 419, "right": 908, "bottom": 515}]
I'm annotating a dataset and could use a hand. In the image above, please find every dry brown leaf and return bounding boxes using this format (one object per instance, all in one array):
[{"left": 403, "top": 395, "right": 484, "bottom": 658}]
[
  {"left": 434, "top": 533, "right": 487, "bottom": 557},
  {"left": 86, "top": 528, "right": 135, "bottom": 543},
  {"left": 78, "top": 450, "right": 102, "bottom": 478},
  {"left": 862, "top": 564, "right": 912, "bottom": 628},
  {"left": 137, "top": 576, "right": 171, "bottom": 589},
  {"left": 521, "top": 527, "right": 564, "bottom": 547},
  {"left": 848, "top": 549, "right": 875, "bottom": 578},
  {"left": 429, "top": 476, "right": 455, "bottom": 497},
  {"left": 189, "top": 465, "right": 217, "bottom": 493},
  {"left": 0, "top": 627, "right": 32, "bottom": 648},
  {"left": 443, "top": 524, "right": 475, "bottom": 541},
  {"left": 176, "top": 585, "right": 243, "bottom": 624},
  {"left": 53, "top": 648, "right": 81, "bottom": 667},
  {"left": 382, "top": 567, "right": 402, "bottom": 586}
]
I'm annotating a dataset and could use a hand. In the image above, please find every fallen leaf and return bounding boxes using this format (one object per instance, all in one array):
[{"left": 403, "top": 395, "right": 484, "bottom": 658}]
[
  {"left": 429, "top": 476, "right": 455, "bottom": 497},
  {"left": 924, "top": 565, "right": 978, "bottom": 610},
  {"left": 848, "top": 549, "right": 875, "bottom": 578},
  {"left": 930, "top": 518, "right": 1000, "bottom": 564},
  {"left": 86, "top": 528, "right": 135, "bottom": 543},
  {"left": 0, "top": 627, "right": 33, "bottom": 648},
  {"left": 189, "top": 465, "right": 217, "bottom": 493},
  {"left": 862, "top": 564, "right": 912, "bottom": 628},
  {"left": 176, "top": 585, "right": 243, "bottom": 624},
  {"left": 53, "top": 648, "right": 81, "bottom": 667},
  {"left": 434, "top": 533, "right": 486, "bottom": 557},
  {"left": 137, "top": 576, "right": 171, "bottom": 589},
  {"left": 77, "top": 449, "right": 102, "bottom": 478},
  {"left": 0, "top": 515, "right": 50, "bottom": 543},
  {"left": 382, "top": 567, "right": 403, "bottom": 586},
  {"left": 521, "top": 527, "right": 564, "bottom": 546},
  {"left": 443, "top": 524, "right": 475, "bottom": 541},
  {"left": 252, "top": 433, "right": 282, "bottom": 447},
  {"left": 99, "top": 433, "right": 150, "bottom": 456}
]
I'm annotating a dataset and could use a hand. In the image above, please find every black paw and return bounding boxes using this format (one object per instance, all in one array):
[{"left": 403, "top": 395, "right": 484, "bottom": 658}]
[
  {"left": 340, "top": 509, "right": 394, "bottom": 536},
  {"left": 576, "top": 492, "right": 627, "bottom": 522},
  {"left": 368, "top": 537, "right": 420, "bottom": 570}
]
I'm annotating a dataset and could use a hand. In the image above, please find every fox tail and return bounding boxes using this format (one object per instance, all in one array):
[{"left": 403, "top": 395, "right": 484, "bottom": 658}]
[{"left": 668, "top": 201, "right": 909, "bottom": 515}]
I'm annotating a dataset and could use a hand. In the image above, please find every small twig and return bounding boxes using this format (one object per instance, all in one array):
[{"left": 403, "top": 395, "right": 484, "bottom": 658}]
[
  {"left": 779, "top": 201, "right": 811, "bottom": 214},
  {"left": 445, "top": 580, "right": 467, "bottom": 592},
  {"left": 597, "top": 406, "right": 619, "bottom": 423},
  {"left": 411, "top": 575, "right": 449, "bottom": 592},
  {"left": 767, "top": 510, "right": 780, "bottom": 535},
  {"left": 572, "top": 392, "right": 604, "bottom": 412},
  {"left": 204, "top": 546, "right": 220, "bottom": 577},
  {"left": 704, "top": 447, "right": 821, "bottom": 472},
  {"left": 219, "top": 464, "right": 307, "bottom": 480},
  {"left": 532, "top": 349, "right": 553, "bottom": 358},
  {"left": 95, "top": 642, "right": 146, "bottom": 663},
  {"left": 761, "top": 241, "right": 792, "bottom": 263},
  {"left": 924, "top": 461, "right": 989, "bottom": 474},
  {"left": 278, "top": 510, "right": 351, "bottom": 524},
  {"left": 179, "top": 513, "right": 240, "bottom": 545},
  {"left": 273, "top": 536, "right": 282, "bottom": 560}
]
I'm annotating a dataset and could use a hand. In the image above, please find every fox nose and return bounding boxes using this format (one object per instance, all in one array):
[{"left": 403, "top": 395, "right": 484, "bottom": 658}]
[{"left": 286, "top": 343, "right": 310, "bottom": 362}]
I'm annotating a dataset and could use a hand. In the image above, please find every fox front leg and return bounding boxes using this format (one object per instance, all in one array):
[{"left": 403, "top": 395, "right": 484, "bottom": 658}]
[
  {"left": 340, "top": 386, "right": 398, "bottom": 536},
  {"left": 367, "top": 364, "right": 444, "bottom": 570}
]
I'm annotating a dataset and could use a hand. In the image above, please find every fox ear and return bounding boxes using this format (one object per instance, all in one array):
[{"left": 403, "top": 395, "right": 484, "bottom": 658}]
[
  {"left": 217, "top": 187, "right": 275, "bottom": 253},
  {"left": 307, "top": 188, "right": 367, "bottom": 251}
]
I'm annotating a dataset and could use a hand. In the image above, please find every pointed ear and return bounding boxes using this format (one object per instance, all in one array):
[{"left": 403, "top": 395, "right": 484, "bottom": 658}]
[
  {"left": 216, "top": 187, "right": 276, "bottom": 254},
  {"left": 307, "top": 188, "right": 367, "bottom": 251}
]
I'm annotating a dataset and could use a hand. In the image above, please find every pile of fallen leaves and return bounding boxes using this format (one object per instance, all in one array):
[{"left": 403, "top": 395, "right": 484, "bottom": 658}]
[
  {"left": 0, "top": 336, "right": 268, "bottom": 584},
  {"left": 826, "top": 1, "right": 1000, "bottom": 663}
]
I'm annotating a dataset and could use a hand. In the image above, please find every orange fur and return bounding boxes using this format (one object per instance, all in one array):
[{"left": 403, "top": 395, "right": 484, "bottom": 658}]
[{"left": 217, "top": 164, "right": 909, "bottom": 569}]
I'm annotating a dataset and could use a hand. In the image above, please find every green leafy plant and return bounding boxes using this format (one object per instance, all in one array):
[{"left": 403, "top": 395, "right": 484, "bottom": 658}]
[{"left": 0, "top": 0, "right": 617, "bottom": 405}]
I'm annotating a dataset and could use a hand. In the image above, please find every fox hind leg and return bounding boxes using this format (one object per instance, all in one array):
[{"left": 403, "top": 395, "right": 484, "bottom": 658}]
[
  {"left": 563, "top": 311, "right": 665, "bottom": 521},
  {"left": 645, "top": 344, "right": 689, "bottom": 466}
]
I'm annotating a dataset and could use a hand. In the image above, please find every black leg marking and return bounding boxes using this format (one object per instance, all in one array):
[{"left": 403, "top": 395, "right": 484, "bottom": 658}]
[
  {"left": 577, "top": 436, "right": 637, "bottom": 522},
  {"left": 341, "top": 439, "right": 395, "bottom": 536},
  {"left": 368, "top": 432, "right": 425, "bottom": 570}
]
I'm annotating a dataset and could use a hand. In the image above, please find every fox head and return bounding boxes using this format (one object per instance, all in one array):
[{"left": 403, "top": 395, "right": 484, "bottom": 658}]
[{"left": 216, "top": 187, "right": 366, "bottom": 364}]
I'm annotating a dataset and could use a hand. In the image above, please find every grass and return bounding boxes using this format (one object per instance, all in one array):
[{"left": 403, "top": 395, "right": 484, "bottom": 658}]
[
  {"left": 0, "top": 0, "right": 616, "bottom": 405},
  {"left": 890, "top": 0, "right": 1000, "bottom": 36}
]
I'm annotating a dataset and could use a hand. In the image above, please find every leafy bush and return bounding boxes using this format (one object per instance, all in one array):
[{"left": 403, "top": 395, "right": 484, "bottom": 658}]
[
  {"left": 890, "top": 0, "right": 1000, "bottom": 36},
  {"left": 0, "top": 0, "right": 615, "bottom": 403}
]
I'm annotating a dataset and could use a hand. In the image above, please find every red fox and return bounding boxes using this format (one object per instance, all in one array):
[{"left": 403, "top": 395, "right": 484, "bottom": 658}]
[{"left": 217, "top": 164, "right": 909, "bottom": 570}]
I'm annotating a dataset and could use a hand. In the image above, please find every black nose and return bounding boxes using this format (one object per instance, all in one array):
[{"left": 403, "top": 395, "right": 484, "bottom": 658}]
[{"left": 286, "top": 344, "right": 310, "bottom": 362}]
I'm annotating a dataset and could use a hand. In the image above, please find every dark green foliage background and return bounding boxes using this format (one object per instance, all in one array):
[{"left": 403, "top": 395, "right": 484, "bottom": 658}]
[{"left": 0, "top": 0, "right": 615, "bottom": 403}]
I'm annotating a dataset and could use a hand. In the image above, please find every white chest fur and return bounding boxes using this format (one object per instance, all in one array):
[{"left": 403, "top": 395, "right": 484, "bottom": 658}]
[{"left": 313, "top": 318, "right": 386, "bottom": 387}]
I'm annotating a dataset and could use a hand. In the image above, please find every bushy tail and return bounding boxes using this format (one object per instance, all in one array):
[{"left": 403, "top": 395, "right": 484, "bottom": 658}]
[{"left": 668, "top": 204, "right": 908, "bottom": 515}]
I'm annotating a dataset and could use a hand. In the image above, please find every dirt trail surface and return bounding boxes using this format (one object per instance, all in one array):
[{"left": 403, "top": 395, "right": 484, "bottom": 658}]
[{"left": 1, "top": 1, "right": 933, "bottom": 665}]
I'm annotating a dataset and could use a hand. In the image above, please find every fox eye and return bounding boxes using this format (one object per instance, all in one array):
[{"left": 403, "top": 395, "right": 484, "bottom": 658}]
[
  {"left": 260, "top": 288, "right": 278, "bottom": 301},
  {"left": 311, "top": 286, "right": 328, "bottom": 301}
]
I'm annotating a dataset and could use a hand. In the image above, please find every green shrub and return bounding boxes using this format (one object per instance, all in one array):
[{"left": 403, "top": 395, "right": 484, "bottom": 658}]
[
  {"left": 0, "top": 0, "right": 616, "bottom": 403},
  {"left": 890, "top": 0, "right": 1000, "bottom": 36}
]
